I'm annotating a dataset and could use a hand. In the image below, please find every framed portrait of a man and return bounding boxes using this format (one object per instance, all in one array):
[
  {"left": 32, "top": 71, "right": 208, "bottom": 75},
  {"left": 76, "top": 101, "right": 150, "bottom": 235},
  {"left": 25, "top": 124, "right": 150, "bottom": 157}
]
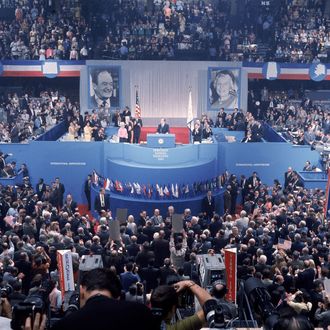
[
  {"left": 208, "top": 67, "right": 240, "bottom": 110},
  {"left": 88, "top": 65, "right": 121, "bottom": 109}
]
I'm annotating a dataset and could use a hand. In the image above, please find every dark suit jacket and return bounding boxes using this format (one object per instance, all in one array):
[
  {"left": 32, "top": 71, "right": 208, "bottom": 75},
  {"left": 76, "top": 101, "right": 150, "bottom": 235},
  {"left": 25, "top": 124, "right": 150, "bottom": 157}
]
[
  {"left": 94, "top": 193, "right": 110, "bottom": 212},
  {"left": 246, "top": 176, "right": 260, "bottom": 188},
  {"left": 36, "top": 183, "right": 46, "bottom": 200},
  {"left": 139, "top": 266, "right": 160, "bottom": 293},
  {"left": 296, "top": 268, "right": 315, "bottom": 291},
  {"left": 0, "top": 154, "right": 9, "bottom": 170},
  {"left": 90, "top": 95, "right": 110, "bottom": 109},
  {"left": 120, "top": 271, "right": 140, "bottom": 292},
  {"left": 156, "top": 123, "right": 170, "bottom": 134},
  {"left": 63, "top": 201, "right": 78, "bottom": 215},
  {"left": 152, "top": 238, "right": 170, "bottom": 267},
  {"left": 51, "top": 295, "right": 156, "bottom": 330},
  {"left": 192, "top": 128, "right": 202, "bottom": 143},
  {"left": 223, "top": 190, "right": 231, "bottom": 213},
  {"left": 202, "top": 196, "right": 215, "bottom": 218},
  {"left": 54, "top": 183, "right": 65, "bottom": 207}
]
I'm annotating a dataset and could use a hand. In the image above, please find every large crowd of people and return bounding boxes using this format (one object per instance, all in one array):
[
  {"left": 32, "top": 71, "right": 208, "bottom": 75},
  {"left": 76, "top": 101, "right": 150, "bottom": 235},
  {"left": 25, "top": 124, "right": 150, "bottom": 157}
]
[
  {"left": 0, "top": 0, "right": 327, "bottom": 62},
  {"left": 1, "top": 1, "right": 330, "bottom": 329},
  {"left": 271, "top": 0, "right": 328, "bottom": 63},
  {"left": 249, "top": 87, "right": 330, "bottom": 149},
  {"left": 0, "top": 167, "right": 328, "bottom": 328},
  {"left": 0, "top": 0, "right": 92, "bottom": 60}
]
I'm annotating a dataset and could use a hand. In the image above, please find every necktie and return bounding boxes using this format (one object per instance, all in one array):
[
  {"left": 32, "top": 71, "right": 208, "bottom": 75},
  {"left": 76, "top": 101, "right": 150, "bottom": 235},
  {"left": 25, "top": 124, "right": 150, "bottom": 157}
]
[{"left": 101, "top": 194, "right": 104, "bottom": 207}]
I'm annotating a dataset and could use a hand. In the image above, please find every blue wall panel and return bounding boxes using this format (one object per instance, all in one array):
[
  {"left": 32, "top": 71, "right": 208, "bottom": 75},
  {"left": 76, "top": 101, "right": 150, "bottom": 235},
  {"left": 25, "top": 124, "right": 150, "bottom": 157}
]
[
  {"left": 0, "top": 142, "right": 102, "bottom": 204},
  {"left": 221, "top": 143, "right": 320, "bottom": 185}
]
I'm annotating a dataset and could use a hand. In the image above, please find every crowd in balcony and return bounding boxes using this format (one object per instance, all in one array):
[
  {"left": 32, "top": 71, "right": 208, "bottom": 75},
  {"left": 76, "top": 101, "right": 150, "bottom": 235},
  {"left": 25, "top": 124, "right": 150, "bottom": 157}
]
[
  {"left": 248, "top": 87, "right": 330, "bottom": 149},
  {"left": 272, "top": 0, "right": 328, "bottom": 63},
  {"left": 0, "top": 90, "right": 77, "bottom": 142},
  {"left": 0, "top": 0, "right": 327, "bottom": 62},
  {"left": 0, "top": 0, "right": 92, "bottom": 60}
]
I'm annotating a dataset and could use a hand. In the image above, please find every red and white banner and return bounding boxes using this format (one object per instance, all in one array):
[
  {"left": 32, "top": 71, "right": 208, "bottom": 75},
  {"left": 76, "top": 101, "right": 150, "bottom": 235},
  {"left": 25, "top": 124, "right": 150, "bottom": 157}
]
[
  {"left": 57, "top": 250, "right": 75, "bottom": 298},
  {"left": 224, "top": 248, "right": 237, "bottom": 304},
  {"left": 324, "top": 169, "right": 330, "bottom": 221}
]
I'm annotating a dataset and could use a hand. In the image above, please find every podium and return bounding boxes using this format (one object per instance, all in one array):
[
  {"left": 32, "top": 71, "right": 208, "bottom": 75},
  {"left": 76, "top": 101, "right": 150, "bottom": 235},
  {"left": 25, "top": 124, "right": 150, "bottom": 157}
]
[{"left": 147, "top": 134, "right": 176, "bottom": 148}]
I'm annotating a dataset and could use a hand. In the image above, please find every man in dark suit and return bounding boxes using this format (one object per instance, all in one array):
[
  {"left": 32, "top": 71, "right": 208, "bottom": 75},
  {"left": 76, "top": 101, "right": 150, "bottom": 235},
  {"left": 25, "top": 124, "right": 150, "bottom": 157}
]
[
  {"left": 139, "top": 259, "right": 160, "bottom": 293},
  {"left": 53, "top": 177, "right": 65, "bottom": 208},
  {"left": 202, "top": 190, "right": 215, "bottom": 219},
  {"left": 156, "top": 118, "right": 170, "bottom": 134},
  {"left": 284, "top": 167, "right": 294, "bottom": 189},
  {"left": 84, "top": 175, "right": 92, "bottom": 210},
  {"left": 21, "top": 94, "right": 30, "bottom": 114},
  {"left": 10, "top": 123, "right": 19, "bottom": 143},
  {"left": 26, "top": 194, "right": 38, "bottom": 216},
  {"left": 94, "top": 188, "right": 110, "bottom": 214},
  {"left": 62, "top": 194, "right": 78, "bottom": 215},
  {"left": 250, "top": 120, "right": 263, "bottom": 142},
  {"left": 296, "top": 259, "right": 316, "bottom": 291},
  {"left": 126, "top": 236, "right": 140, "bottom": 259},
  {"left": 152, "top": 230, "right": 170, "bottom": 268},
  {"left": 52, "top": 268, "right": 156, "bottom": 330},
  {"left": 90, "top": 68, "right": 118, "bottom": 109},
  {"left": 223, "top": 185, "right": 232, "bottom": 214},
  {"left": 119, "top": 262, "right": 140, "bottom": 292},
  {"left": 0, "top": 151, "right": 10, "bottom": 171},
  {"left": 35, "top": 178, "right": 46, "bottom": 200},
  {"left": 246, "top": 171, "right": 260, "bottom": 189}
]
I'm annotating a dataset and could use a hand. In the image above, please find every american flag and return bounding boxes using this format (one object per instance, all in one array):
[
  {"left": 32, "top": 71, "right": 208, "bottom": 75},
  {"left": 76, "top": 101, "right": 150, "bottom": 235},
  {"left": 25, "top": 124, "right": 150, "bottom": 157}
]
[
  {"left": 135, "top": 90, "right": 141, "bottom": 119},
  {"left": 92, "top": 170, "right": 99, "bottom": 186},
  {"left": 278, "top": 238, "right": 292, "bottom": 250}
]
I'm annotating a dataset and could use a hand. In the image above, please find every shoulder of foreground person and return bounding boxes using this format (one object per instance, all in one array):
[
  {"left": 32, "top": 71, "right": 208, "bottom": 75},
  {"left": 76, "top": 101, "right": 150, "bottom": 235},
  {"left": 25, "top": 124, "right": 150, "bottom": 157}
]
[
  {"left": 51, "top": 297, "right": 157, "bottom": 330},
  {"left": 166, "top": 314, "right": 203, "bottom": 330}
]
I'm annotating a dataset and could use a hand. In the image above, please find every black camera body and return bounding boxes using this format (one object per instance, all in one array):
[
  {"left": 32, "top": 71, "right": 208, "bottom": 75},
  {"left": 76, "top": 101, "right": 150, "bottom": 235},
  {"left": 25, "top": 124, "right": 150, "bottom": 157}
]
[
  {"left": 66, "top": 291, "right": 80, "bottom": 314},
  {"left": 0, "top": 284, "right": 13, "bottom": 298},
  {"left": 11, "top": 295, "right": 45, "bottom": 330},
  {"left": 203, "top": 299, "right": 226, "bottom": 329}
]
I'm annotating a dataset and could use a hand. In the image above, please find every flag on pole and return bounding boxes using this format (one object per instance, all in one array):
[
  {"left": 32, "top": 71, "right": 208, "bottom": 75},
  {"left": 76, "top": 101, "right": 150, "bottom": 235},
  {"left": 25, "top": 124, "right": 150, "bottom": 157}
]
[
  {"left": 187, "top": 86, "right": 193, "bottom": 130},
  {"left": 115, "top": 180, "right": 123, "bottom": 193},
  {"left": 171, "top": 184, "right": 176, "bottom": 197},
  {"left": 172, "top": 183, "right": 179, "bottom": 198},
  {"left": 147, "top": 184, "right": 153, "bottom": 199},
  {"left": 164, "top": 185, "right": 170, "bottom": 197},
  {"left": 133, "top": 182, "right": 141, "bottom": 195},
  {"left": 92, "top": 170, "right": 99, "bottom": 186},
  {"left": 104, "top": 178, "right": 111, "bottom": 190},
  {"left": 135, "top": 89, "right": 141, "bottom": 119}
]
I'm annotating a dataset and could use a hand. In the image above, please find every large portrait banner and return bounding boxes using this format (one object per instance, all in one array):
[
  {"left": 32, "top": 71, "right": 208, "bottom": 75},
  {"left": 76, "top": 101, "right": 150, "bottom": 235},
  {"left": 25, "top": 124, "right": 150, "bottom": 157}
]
[
  {"left": 87, "top": 65, "right": 121, "bottom": 110},
  {"left": 208, "top": 67, "right": 241, "bottom": 111}
]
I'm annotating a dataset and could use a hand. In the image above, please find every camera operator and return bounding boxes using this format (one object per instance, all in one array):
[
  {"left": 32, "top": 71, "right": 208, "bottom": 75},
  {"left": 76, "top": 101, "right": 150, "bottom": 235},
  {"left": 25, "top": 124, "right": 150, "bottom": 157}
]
[
  {"left": 151, "top": 279, "right": 213, "bottom": 330},
  {"left": 51, "top": 268, "right": 157, "bottom": 330},
  {"left": 210, "top": 280, "right": 237, "bottom": 321}
]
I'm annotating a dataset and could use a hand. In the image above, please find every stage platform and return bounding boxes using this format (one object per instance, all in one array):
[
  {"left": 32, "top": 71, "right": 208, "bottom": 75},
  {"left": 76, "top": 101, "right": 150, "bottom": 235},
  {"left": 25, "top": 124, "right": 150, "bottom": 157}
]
[{"left": 0, "top": 121, "right": 324, "bottom": 218}]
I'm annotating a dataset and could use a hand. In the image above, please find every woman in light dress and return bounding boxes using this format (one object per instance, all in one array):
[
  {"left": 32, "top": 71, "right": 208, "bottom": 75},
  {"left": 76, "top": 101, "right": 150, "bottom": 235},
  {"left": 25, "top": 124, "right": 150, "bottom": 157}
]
[
  {"left": 67, "top": 120, "right": 80, "bottom": 140},
  {"left": 84, "top": 121, "right": 95, "bottom": 141}
]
